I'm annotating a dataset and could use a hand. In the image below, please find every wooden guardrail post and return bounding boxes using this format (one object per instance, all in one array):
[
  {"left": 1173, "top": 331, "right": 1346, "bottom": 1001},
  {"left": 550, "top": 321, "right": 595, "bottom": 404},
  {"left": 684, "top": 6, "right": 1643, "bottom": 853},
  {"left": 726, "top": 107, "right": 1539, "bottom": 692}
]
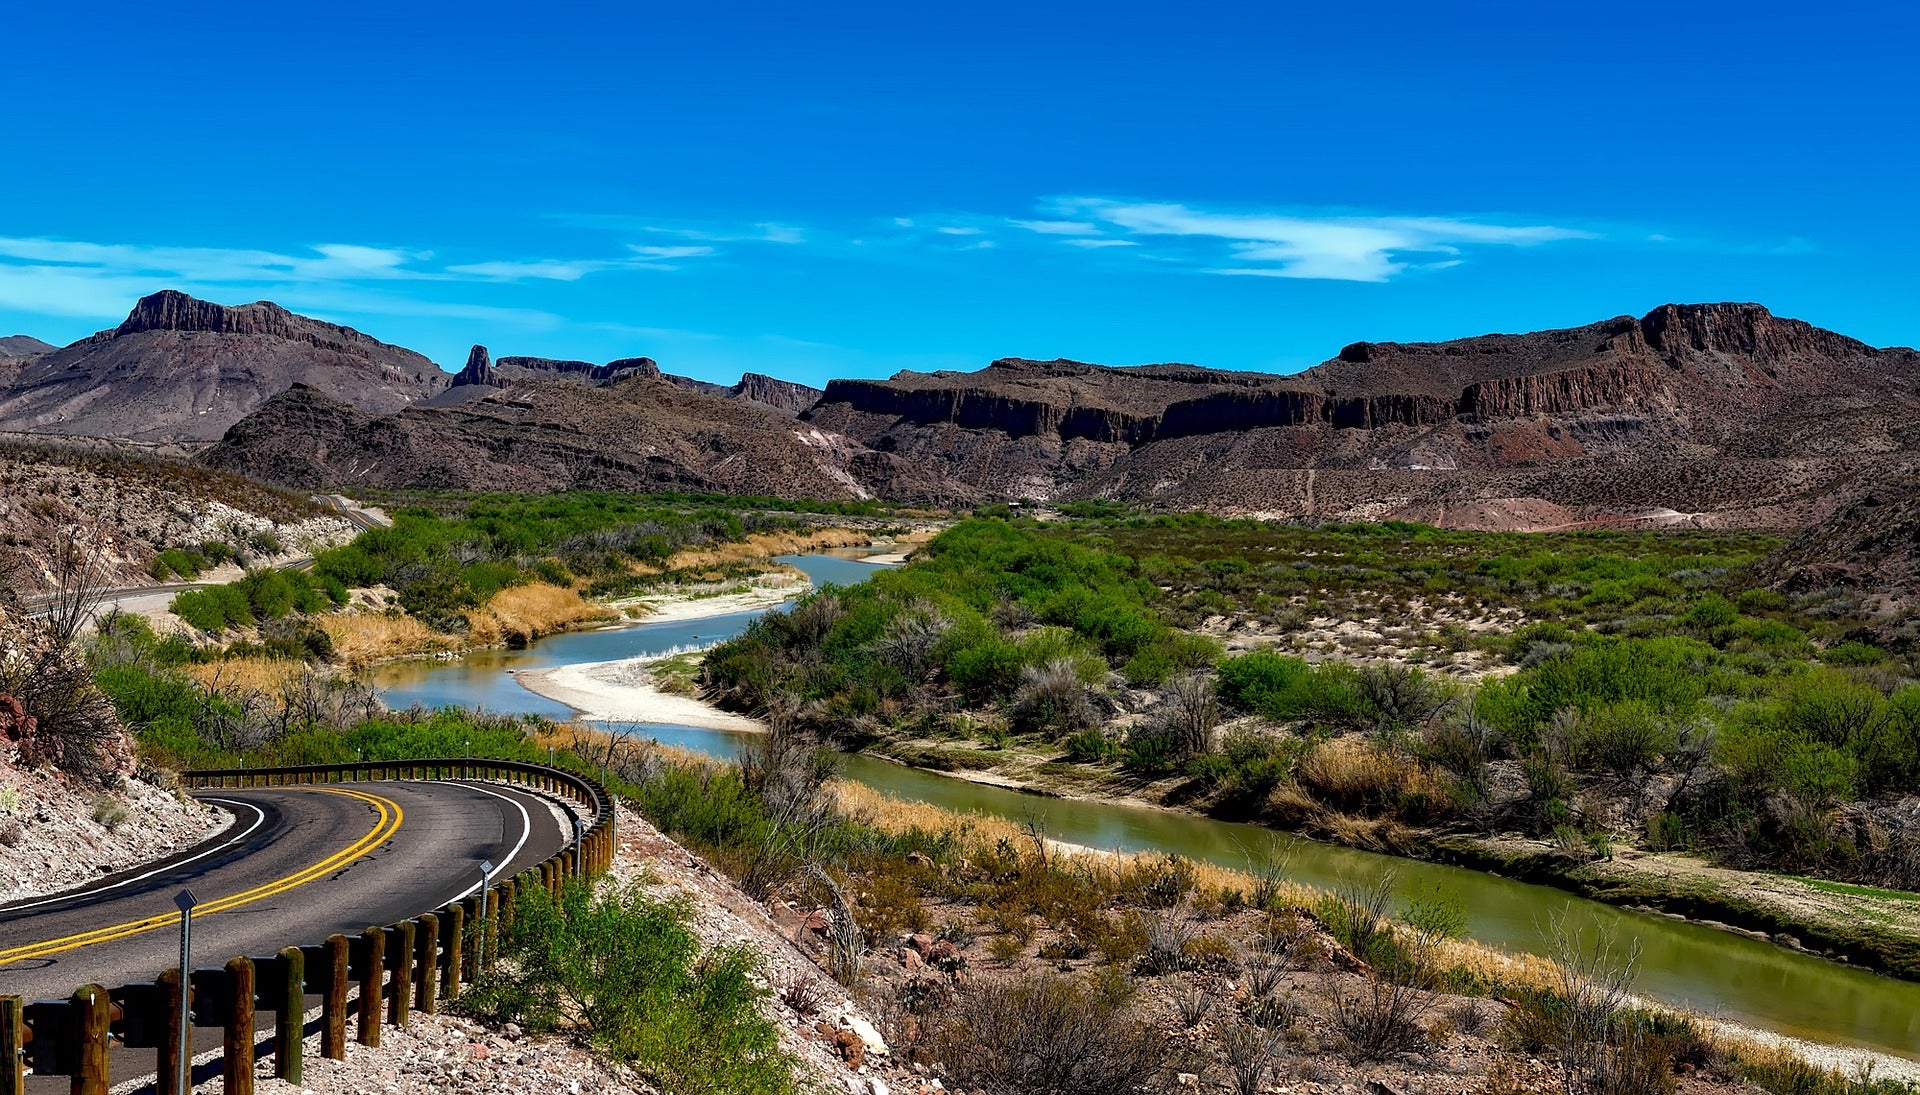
[
  {"left": 499, "top": 878, "right": 516, "bottom": 935},
  {"left": 463, "top": 896, "right": 482, "bottom": 982},
  {"left": 444, "top": 904, "right": 464, "bottom": 1000},
  {"left": 357, "top": 927, "right": 384, "bottom": 1047},
  {"left": 416, "top": 915, "right": 439, "bottom": 1014},
  {"left": 71, "top": 984, "right": 109, "bottom": 1095},
  {"left": 388, "top": 920, "right": 414, "bottom": 1027},
  {"left": 156, "top": 968, "right": 186, "bottom": 1095},
  {"left": 223, "top": 957, "right": 255, "bottom": 1095},
  {"left": 274, "top": 945, "right": 304, "bottom": 1082},
  {"left": 0, "top": 995, "right": 21, "bottom": 1095},
  {"left": 321, "top": 934, "right": 348, "bottom": 1059}
]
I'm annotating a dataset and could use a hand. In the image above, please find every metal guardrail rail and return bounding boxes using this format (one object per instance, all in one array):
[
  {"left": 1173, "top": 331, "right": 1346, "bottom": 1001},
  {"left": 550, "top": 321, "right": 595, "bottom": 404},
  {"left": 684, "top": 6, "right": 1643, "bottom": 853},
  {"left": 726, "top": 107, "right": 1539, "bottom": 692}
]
[{"left": 0, "top": 758, "right": 616, "bottom": 1095}]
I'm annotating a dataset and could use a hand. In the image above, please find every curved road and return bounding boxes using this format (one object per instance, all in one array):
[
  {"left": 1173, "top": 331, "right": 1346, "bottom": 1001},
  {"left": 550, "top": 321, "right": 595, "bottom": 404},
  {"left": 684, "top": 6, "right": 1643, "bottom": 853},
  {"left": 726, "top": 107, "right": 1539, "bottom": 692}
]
[{"left": 0, "top": 780, "right": 571, "bottom": 1002}]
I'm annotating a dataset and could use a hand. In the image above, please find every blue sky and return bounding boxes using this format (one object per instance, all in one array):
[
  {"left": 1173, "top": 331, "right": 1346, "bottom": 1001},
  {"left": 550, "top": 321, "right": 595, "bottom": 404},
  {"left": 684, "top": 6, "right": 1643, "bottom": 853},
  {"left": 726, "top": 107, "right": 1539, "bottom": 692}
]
[{"left": 2, "top": 1, "right": 1914, "bottom": 385}]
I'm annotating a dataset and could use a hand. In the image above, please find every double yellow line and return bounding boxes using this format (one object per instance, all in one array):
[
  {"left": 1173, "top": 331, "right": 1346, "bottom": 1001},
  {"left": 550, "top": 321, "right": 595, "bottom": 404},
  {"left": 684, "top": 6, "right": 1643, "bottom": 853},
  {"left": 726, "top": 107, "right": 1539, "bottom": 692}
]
[{"left": 0, "top": 787, "right": 403, "bottom": 965}]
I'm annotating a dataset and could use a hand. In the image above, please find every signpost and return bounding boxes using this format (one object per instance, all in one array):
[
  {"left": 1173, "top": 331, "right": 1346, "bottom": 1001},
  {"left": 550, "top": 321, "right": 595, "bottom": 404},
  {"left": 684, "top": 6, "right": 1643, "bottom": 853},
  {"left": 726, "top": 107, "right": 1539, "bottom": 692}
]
[{"left": 173, "top": 889, "right": 198, "bottom": 1095}]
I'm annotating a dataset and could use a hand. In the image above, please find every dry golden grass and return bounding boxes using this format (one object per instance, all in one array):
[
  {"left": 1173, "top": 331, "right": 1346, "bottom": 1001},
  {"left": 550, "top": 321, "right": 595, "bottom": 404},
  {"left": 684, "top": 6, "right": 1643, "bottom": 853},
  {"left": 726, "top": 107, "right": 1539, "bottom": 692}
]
[
  {"left": 465, "top": 582, "right": 615, "bottom": 648},
  {"left": 664, "top": 527, "right": 869, "bottom": 570},
  {"left": 317, "top": 612, "right": 460, "bottom": 666},
  {"left": 1297, "top": 735, "right": 1445, "bottom": 804},
  {"left": 186, "top": 656, "right": 304, "bottom": 697}
]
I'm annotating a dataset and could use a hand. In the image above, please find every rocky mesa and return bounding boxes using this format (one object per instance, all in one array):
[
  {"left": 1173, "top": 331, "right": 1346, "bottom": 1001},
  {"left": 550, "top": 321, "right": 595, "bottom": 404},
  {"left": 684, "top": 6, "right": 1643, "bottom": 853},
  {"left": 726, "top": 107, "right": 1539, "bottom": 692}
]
[
  {"left": 803, "top": 303, "right": 1920, "bottom": 526},
  {"left": 0, "top": 290, "right": 449, "bottom": 443}
]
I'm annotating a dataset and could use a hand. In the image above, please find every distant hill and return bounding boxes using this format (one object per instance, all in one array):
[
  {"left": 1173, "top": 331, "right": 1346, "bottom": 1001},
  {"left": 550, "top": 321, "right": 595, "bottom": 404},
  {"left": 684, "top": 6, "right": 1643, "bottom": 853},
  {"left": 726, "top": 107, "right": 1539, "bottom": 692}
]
[
  {"left": 803, "top": 303, "right": 1920, "bottom": 528},
  {"left": 0, "top": 335, "right": 54, "bottom": 358},
  {"left": 0, "top": 291, "right": 448, "bottom": 442},
  {"left": 199, "top": 375, "right": 943, "bottom": 500}
]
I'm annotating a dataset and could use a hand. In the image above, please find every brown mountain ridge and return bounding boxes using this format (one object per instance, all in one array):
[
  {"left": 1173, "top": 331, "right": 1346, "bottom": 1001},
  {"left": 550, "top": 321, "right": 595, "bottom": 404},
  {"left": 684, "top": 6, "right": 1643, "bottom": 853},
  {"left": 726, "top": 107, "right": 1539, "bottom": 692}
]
[
  {"left": 6, "top": 293, "right": 1916, "bottom": 529},
  {"left": 801, "top": 303, "right": 1920, "bottom": 526}
]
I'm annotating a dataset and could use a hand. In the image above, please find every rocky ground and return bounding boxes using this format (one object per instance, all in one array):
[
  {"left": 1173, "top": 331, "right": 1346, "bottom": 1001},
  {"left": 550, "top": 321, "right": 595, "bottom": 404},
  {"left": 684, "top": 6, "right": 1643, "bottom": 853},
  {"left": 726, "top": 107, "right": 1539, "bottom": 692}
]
[
  {"left": 0, "top": 437, "right": 352, "bottom": 594},
  {"left": 0, "top": 761, "right": 224, "bottom": 903}
]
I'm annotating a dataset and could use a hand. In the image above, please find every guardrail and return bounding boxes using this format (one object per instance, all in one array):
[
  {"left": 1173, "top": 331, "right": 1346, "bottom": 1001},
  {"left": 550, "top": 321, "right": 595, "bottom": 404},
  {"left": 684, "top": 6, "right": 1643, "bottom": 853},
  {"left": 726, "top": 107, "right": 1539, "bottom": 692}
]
[{"left": 0, "top": 758, "right": 616, "bottom": 1095}]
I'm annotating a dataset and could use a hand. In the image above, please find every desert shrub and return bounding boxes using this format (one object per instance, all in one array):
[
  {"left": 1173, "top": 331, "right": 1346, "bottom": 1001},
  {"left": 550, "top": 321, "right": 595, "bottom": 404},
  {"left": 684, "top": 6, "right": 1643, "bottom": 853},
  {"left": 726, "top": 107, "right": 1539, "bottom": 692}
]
[
  {"left": 1012, "top": 657, "right": 1099, "bottom": 737},
  {"left": 2, "top": 627, "right": 126, "bottom": 783},
  {"left": 460, "top": 879, "right": 797, "bottom": 1095},
  {"left": 171, "top": 585, "right": 253, "bottom": 633},
  {"left": 1121, "top": 725, "right": 1183, "bottom": 774},
  {"left": 854, "top": 870, "right": 930, "bottom": 939},
  {"left": 1356, "top": 663, "right": 1451, "bottom": 737},
  {"left": 90, "top": 794, "right": 129, "bottom": 830},
  {"left": 928, "top": 973, "right": 1167, "bottom": 1095},
  {"left": 1217, "top": 650, "right": 1304, "bottom": 713},
  {"left": 1219, "top": 1017, "right": 1288, "bottom": 1095},
  {"left": 1324, "top": 967, "right": 1432, "bottom": 1062},
  {"left": 1063, "top": 728, "right": 1117, "bottom": 762},
  {"left": 1573, "top": 702, "right": 1681, "bottom": 777},
  {"left": 1121, "top": 631, "right": 1223, "bottom": 687}
]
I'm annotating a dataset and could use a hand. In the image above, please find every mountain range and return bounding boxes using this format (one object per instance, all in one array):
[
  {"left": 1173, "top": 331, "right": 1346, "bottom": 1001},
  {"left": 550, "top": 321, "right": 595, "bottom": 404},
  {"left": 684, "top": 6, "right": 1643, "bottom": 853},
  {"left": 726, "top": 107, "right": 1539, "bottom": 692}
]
[{"left": 5, "top": 290, "right": 1918, "bottom": 531}]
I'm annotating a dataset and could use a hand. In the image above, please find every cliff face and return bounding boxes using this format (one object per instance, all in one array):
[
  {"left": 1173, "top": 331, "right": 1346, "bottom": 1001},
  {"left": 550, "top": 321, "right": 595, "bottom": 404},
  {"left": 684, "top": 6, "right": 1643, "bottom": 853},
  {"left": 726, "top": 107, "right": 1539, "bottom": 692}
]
[
  {"left": 494, "top": 355, "right": 661, "bottom": 384},
  {"left": 802, "top": 303, "right": 1920, "bottom": 526},
  {"left": 0, "top": 291, "right": 449, "bottom": 443},
  {"left": 479, "top": 349, "right": 821, "bottom": 417}
]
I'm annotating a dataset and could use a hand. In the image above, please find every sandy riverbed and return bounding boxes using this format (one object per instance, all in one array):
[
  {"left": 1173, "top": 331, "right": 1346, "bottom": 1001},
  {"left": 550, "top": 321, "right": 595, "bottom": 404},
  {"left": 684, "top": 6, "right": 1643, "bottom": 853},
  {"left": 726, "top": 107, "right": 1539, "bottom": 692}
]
[{"left": 516, "top": 653, "right": 764, "bottom": 731}]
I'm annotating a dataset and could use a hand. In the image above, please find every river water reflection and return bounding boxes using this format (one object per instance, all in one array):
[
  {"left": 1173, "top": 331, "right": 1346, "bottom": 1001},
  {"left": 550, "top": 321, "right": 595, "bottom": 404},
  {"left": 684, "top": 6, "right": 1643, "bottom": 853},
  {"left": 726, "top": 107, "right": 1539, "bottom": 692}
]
[{"left": 372, "top": 552, "right": 1920, "bottom": 1059}]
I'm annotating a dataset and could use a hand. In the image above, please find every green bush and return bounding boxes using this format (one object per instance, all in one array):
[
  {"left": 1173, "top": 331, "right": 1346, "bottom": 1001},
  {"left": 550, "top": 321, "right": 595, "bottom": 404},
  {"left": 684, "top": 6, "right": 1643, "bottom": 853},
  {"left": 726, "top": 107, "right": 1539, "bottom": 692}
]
[{"left": 463, "top": 880, "right": 797, "bottom": 1095}]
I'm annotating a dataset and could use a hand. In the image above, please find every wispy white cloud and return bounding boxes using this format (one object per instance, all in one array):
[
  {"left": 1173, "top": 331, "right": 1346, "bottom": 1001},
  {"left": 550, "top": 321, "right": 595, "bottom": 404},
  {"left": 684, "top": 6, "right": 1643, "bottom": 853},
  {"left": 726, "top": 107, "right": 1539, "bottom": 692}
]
[
  {"left": 0, "top": 232, "right": 718, "bottom": 324},
  {"left": 555, "top": 214, "right": 805, "bottom": 245},
  {"left": 1044, "top": 198, "right": 1596, "bottom": 281},
  {"left": 1009, "top": 219, "right": 1098, "bottom": 235},
  {"left": 936, "top": 226, "right": 983, "bottom": 236},
  {"left": 1064, "top": 238, "right": 1137, "bottom": 249},
  {"left": 628, "top": 244, "right": 718, "bottom": 260},
  {"left": 0, "top": 237, "right": 431, "bottom": 284},
  {"left": 444, "top": 259, "right": 614, "bottom": 282}
]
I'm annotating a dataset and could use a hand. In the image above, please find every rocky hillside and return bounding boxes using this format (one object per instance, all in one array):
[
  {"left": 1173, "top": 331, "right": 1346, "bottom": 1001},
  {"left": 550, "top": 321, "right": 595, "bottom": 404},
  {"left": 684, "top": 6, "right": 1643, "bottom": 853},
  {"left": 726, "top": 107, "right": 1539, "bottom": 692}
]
[
  {"left": 0, "top": 437, "right": 353, "bottom": 593},
  {"left": 804, "top": 303, "right": 1920, "bottom": 527},
  {"left": 0, "top": 291, "right": 449, "bottom": 442},
  {"left": 1756, "top": 477, "right": 1920, "bottom": 648},
  {"left": 199, "top": 374, "right": 940, "bottom": 499},
  {"left": 0, "top": 589, "right": 223, "bottom": 901}
]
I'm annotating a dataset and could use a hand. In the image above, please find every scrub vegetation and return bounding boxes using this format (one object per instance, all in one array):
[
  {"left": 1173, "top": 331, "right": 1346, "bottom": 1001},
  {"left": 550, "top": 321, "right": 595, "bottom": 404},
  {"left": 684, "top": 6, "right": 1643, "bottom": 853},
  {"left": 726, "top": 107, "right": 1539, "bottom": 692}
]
[{"left": 701, "top": 515, "right": 1920, "bottom": 903}]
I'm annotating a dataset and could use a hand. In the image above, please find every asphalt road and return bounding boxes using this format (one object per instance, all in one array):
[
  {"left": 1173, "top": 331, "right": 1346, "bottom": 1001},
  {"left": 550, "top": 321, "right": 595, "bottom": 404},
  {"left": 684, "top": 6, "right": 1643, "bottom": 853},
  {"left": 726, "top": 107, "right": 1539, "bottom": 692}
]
[{"left": 0, "top": 780, "right": 571, "bottom": 1003}]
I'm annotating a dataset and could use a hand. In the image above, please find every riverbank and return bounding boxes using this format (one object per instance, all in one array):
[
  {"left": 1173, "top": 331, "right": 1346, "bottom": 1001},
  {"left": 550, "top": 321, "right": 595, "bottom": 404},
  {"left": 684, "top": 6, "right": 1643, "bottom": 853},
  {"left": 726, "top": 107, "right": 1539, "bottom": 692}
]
[
  {"left": 326, "top": 555, "right": 820, "bottom": 668},
  {"left": 603, "top": 567, "right": 808, "bottom": 625},
  {"left": 517, "top": 651, "right": 764, "bottom": 731},
  {"left": 821, "top": 768, "right": 1920, "bottom": 1083},
  {"left": 845, "top": 719, "right": 1920, "bottom": 988}
]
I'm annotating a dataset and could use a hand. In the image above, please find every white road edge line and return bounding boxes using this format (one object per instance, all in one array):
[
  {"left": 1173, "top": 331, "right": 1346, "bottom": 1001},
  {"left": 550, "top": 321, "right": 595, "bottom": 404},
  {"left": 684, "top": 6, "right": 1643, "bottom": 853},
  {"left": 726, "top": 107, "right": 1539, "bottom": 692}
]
[
  {"left": 0, "top": 799, "right": 267, "bottom": 916},
  {"left": 444, "top": 782, "right": 535, "bottom": 906}
]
